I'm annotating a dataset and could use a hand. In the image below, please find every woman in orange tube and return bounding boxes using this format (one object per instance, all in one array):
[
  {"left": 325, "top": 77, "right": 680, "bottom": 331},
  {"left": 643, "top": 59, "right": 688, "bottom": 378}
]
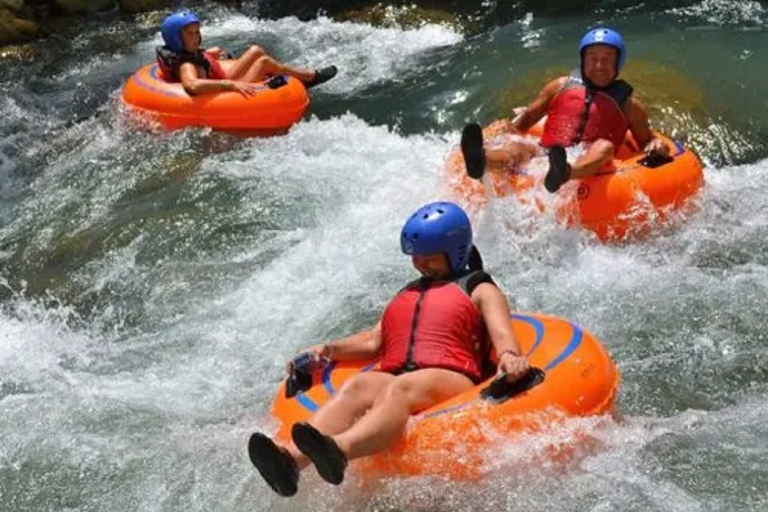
[
  {"left": 156, "top": 10, "right": 338, "bottom": 96},
  {"left": 247, "top": 201, "right": 530, "bottom": 497}
]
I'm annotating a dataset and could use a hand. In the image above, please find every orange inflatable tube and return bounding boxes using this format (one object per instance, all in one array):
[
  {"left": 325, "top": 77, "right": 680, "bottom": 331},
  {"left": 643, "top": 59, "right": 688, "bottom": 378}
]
[
  {"left": 270, "top": 312, "right": 619, "bottom": 480},
  {"left": 121, "top": 63, "right": 309, "bottom": 135},
  {"left": 445, "top": 120, "right": 704, "bottom": 241}
]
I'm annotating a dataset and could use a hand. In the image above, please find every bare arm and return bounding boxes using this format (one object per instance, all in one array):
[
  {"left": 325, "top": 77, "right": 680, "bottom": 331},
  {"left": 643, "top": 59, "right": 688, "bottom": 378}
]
[
  {"left": 179, "top": 62, "right": 257, "bottom": 96},
  {"left": 472, "top": 283, "right": 529, "bottom": 379},
  {"left": 179, "top": 62, "right": 229, "bottom": 94},
  {"left": 314, "top": 322, "right": 383, "bottom": 361},
  {"left": 627, "top": 96, "right": 670, "bottom": 157},
  {"left": 509, "top": 77, "right": 567, "bottom": 133}
]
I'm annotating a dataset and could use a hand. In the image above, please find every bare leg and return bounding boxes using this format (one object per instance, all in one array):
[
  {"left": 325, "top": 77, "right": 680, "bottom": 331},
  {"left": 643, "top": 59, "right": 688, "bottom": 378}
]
[
  {"left": 311, "top": 371, "right": 394, "bottom": 434},
  {"left": 462, "top": 123, "right": 540, "bottom": 179},
  {"left": 217, "top": 45, "right": 266, "bottom": 78},
  {"left": 247, "top": 371, "right": 393, "bottom": 495},
  {"left": 545, "top": 139, "right": 615, "bottom": 193},
  {"left": 286, "top": 368, "right": 473, "bottom": 486},
  {"left": 570, "top": 139, "right": 615, "bottom": 178},
  {"left": 284, "top": 371, "right": 394, "bottom": 468},
  {"left": 219, "top": 45, "right": 315, "bottom": 83},
  {"left": 240, "top": 56, "right": 315, "bottom": 83},
  {"left": 333, "top": 369, "right": 474, "bottom": 459},
  {"left": 485, "top": 142, "right": 540, "bottom": 172}
]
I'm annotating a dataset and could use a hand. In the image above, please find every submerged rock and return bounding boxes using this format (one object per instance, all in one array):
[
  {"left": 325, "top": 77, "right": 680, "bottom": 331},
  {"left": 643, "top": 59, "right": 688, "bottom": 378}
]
[
  {"left": 336, "top": 3, "right": 462, "bottom": 31},
  {"left": 0, "top": 0, "right": 25, "bottom": 13}
]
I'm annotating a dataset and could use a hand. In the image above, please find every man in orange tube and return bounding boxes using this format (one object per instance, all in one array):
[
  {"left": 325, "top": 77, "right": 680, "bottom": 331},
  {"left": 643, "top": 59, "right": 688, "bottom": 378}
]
[
  {"left": 247, "top": 201, "right": 530, "bottom": 497},
  {"left": 156, "top": 10, "right": 337, "bottom": 96},
  {"left": 461, "top": 27, "right": 669, "bottom": 192}
]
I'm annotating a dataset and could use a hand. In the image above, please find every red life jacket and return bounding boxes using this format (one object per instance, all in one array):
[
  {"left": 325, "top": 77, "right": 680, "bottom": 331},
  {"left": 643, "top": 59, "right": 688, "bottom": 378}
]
[
  {"left": 155, "top": 46, "right": 227, "bottom": 84},
  {"left": 203, "top": 52, "right": 227, "bottom": 79},
  {"left": 540, "top": 69, "right": 633, "bottom": 149},
  {"left": 379, "top": 271, "right": 494, "bottom": 383}
]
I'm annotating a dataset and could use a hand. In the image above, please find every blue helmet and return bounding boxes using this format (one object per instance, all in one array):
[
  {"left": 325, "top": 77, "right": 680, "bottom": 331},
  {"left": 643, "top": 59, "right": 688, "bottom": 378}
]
[
  {"left": 400, "top": 201, "right": 472, "bottom": 275},
  {"left": 161, "top": 10, "right": 200, "bottom": 53},
  {"left": 579, "top": 27, "right": 625, "bottom": 74}
]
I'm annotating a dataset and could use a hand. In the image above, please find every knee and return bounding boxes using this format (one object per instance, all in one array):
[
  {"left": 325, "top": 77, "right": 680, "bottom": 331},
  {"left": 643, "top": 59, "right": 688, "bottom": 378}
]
[
  {"left": 254, "top": 55, "right": 276, "bottom": 68},
  {"left": 513, "top": 142, "right": 540, "bottom": 164},
  {"left": 592, "top": 139, "right": 615, "bottom": 159},
  {"left": 525, "top": 142, "right": 543, "bottom": 159},
  {"left": 380, "top": 380, "right": 415, "bottom": 404},
  {"left": 246, "top": 45, "right": 266, "bottom": 58},
  {"left": 337, "top": 373, "right": 374, "bottom": 401}
]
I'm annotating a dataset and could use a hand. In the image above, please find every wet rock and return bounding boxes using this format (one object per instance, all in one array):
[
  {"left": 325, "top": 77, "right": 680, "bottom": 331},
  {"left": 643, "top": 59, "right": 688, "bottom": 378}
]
[
  {"left": 254, "top": 0, "right": 617, "bottom": 32},
  {"left": 0, "top": 6, "right": 38, "bottom": 45},
  {"left": 337, "top": 3, "right": 461, "bottom": 30},
  {"left": 0, "top": 41, "right": 36, "bottom": 60},
  {"left": 118, "top": 0, "right": 162, "bottom": 14},
  {"left": 257, "top": 0, "right": 486, "bottom": 25},
  {"left": 53, "top": 0, "right": 114, "bottom": 14},
  {"left": 0, "top": 0, "right": 24, "bottom": 14}
]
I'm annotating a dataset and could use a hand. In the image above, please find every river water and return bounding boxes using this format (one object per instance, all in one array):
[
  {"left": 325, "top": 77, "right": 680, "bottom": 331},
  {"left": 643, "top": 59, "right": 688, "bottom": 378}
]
[{"left": 1, "top": 1, "right": 767, "bottom": 510}]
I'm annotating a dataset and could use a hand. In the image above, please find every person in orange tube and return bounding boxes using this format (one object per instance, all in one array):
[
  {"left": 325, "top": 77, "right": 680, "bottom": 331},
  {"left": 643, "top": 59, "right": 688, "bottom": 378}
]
[
  {"left": 460, "top": 27, "right": 669, "bottom": 193},
  {"left": 156, "top": 10, "right": 337, "bottom": 96},
  {"left": 247, "top": 201, "right": 530, "bottom": 497}
]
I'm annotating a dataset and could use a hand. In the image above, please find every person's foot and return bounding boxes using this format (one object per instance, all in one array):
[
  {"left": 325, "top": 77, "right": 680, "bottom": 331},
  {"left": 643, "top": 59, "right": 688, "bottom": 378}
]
[
  {"left": 544, "top": 145, "right": 571, "bottom": 193},
  {"left": 461, "top": 123, "right": 486, "bottom": 180},
  {"left": 291, "top": 422, "right": 348, "bottom": 485},
  {"left": 247, "top": 432, "right": 300, "bottom": 497},
  {"left": 305, "top": 66, "right": 338, "bottom": 89}
]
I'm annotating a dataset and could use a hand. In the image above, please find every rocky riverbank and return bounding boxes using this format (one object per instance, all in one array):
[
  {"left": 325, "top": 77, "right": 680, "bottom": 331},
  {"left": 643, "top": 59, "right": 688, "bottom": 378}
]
[
  {"left": 2, "top": 0, "right": 677, "bottom": 49},
  {"left": 0, "top": 0, "right": 163, "bottom": 46}
]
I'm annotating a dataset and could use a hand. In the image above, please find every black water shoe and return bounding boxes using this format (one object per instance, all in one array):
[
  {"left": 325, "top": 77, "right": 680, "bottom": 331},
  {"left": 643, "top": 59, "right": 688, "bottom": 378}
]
[
  {"left": 305, "top": 66, "right": 338, "bottom": 89},
  {"left": 248, "top": 432, "right": 299, "bottom": 497},
  {"left": 291, "top": 422, "right": 348, "bottom": 485},
  {"left": 461, "top": 123, "right": 486, "bottom": 180},
  {"left": 545, "top": 145, "right": 571, "bottom": 193}
]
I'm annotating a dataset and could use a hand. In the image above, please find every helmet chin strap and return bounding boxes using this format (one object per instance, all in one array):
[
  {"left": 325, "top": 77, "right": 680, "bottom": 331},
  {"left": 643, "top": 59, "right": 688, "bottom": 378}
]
[{"left": 468, "top": 245, "right": 484, "bottom": 272}]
